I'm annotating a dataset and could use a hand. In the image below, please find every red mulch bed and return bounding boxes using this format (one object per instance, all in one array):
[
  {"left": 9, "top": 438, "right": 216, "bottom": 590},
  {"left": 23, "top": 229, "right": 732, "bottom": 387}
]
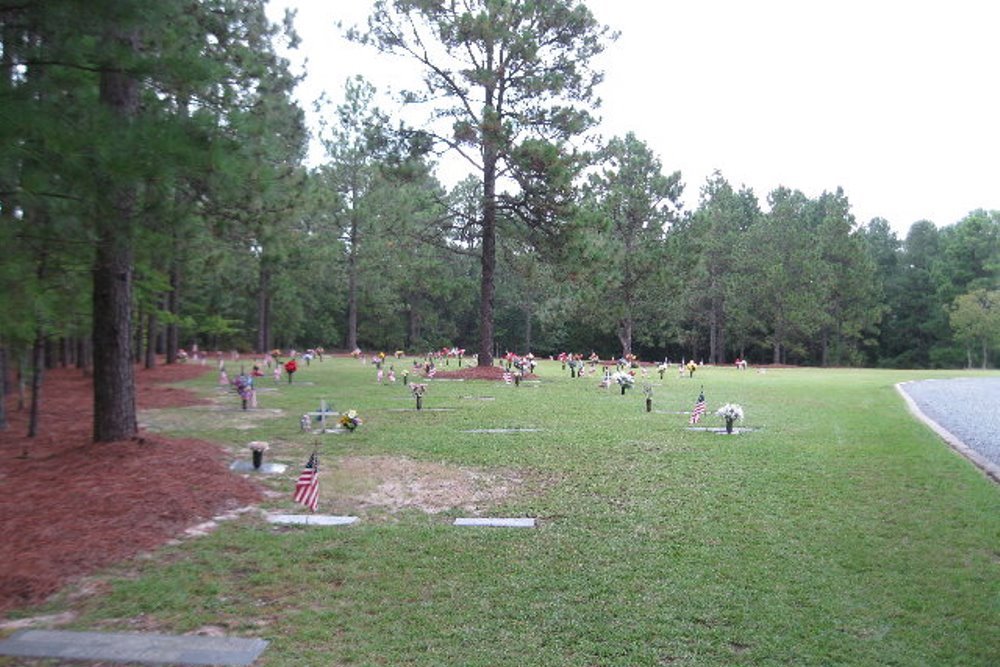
[
  {"left": 430, "top": 365, "right": 537, "bottom": 381},
  {"left": 0, "top": 363, "right": 263, "bottom": 617}
]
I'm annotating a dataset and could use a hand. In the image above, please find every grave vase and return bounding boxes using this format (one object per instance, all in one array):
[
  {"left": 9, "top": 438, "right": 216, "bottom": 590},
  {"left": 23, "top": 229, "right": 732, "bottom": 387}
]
[
  {"left": 725, "top": 418, "right": 734, "bottom": 434},
  {"left": 416, "top": 395, "right": 423, "bottom": 410},
  {"left": 620, "top": 385, "right": 626, "bottom": 396},
  {"left": 645, "top": 398, "right": 652, "bottom": 412},
  {"left": 252, "top": 449, "right": 263, "bottom": 469}
]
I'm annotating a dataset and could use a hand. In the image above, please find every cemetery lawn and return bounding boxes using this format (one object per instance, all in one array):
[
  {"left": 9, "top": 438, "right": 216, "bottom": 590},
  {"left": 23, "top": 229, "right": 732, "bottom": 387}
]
[{"left": 3, "top": 359, "right": 998, "bottom": 666}]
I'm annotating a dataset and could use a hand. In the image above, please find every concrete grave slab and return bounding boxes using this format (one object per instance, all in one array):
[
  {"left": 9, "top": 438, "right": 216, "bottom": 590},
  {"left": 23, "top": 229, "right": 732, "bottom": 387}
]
[
  {"left": 267, "top": 514, "right": 358, "bottom": 526},
  {"left": 229, "top": 461, "right": 287, "bottom": 474},
  {"left": 0, "top": 629, "right": 267, "bottom": 666},
  {"left": 454, "top": 517, "right": 536, "bottom": 528},
  {"left": 462, "top": 428, "right": 542, "bottom": 433}
]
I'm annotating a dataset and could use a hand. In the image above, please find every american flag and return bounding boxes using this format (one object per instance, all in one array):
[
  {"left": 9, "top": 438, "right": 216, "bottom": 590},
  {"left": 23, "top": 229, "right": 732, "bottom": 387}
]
[
  {"left": 689, "top": 392, "right": 706, "bottom": 424},
  {"left": 428, "top": 367, "right": 437, "bottom": 378},
  {"left": 293, "top": 452, "right": 320, "bottom": 512},
  {"left": 503, "top": 371, "right": 512, "bottom": 384}
]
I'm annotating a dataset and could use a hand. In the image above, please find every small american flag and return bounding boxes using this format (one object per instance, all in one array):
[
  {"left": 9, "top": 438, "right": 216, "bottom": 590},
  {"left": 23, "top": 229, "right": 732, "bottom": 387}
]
[
  {"left": 293, "top": 452, "right": 320, "bottom": 512},
  {"left": 689, "top": 392, "right": 706, "bottom": 424},
  {"left": 503, "top": 371, "right": 512, "bottom": 384},
  {"left": 428, "top": 367, "right": 437, "bottom": 378}
]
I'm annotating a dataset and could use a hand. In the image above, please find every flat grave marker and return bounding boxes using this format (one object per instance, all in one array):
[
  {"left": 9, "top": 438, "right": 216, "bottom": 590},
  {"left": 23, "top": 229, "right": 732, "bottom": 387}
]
[
  {"left": 267, "top": 514, "right": 358, "bottom": 526},
  {"left": 454, "top": 517, "right": 536, "bottom": 528},
  {"left": 0, "top": 630, "right": 267, "bottom": 666}
]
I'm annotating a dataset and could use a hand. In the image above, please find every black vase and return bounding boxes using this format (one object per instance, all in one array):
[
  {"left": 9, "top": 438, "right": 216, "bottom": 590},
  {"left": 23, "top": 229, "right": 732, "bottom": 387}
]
[
  {"left": 416, "top": 395, "right": 423, "bottom": 410},
  {"left": 252, "top": 449, "right": 263, "bottom": 469},
  {"left": 725, "top": 418, "right": 734, "bottom": 434},
  {"left": 645, "top": 398, "right": 652, "bottom": 412}
]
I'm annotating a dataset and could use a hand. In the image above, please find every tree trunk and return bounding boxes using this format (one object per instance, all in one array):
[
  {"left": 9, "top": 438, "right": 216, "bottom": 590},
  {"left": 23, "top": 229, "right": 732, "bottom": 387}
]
[
  {"left": 256, "top": 264, "right": 271, "bottom": 354},
  {"left": 44, "top": 338, "right": 55, "bottom": 370},
  {"left": 478, "top": 141, "right": 497, "bottom": 368},
  {"left": 524, "top": 307, "right": 533, "bottom": 352},
  {"left": 617, "top": 317, "right": 633, "bottom": 358},
  {"left": 165, "top": 259, "right": 180, "bottom": 364},
  {"left": 27, "top": 329, "right": 44, "bottom": 438},
  {"left": 92, "top": 32, "right": 139, "bottom": 443},
  {"left": 346, "top": 203, "right": 359, "bottom": 351},
  {"left": 60, "top": 337, "right": 70, "bottom": 368},
  {"left": 0, "top": 345, "right": 7, "bottom": 430},
  {"left": 145, "top": 303, "right": 158, "bottom": 369},
  {"left": 76, "top": 336, "right": 89, "bottom": 371},
  {"left": 709, "top": 306, "right": 718, "bottom": 365},
  {"left": 982, "top": 339, "right": 988, "bottom": 370},
  {"left": 133, "top": 301, "right": 144, "bottom": 364},
  {"left": 93, "top": 225, "right": 137, "bottom": 441}
]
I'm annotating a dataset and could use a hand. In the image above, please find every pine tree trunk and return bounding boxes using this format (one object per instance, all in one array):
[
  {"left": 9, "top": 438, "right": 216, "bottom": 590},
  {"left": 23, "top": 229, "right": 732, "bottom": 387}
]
[
  {"left": 0, "top": 345, "right": 7, "bottom": 431},
  {"left": 524, "top": 307, "right": 533, "bottom": 352},
  {"left": 346, "top": 201, "right": 359, "bottom": 352},
  {"left": 617, "top": 317, "right": 633, "bottom": 358},
  {"left": 44, "top": 338, "right": 55, "bottom": 370},
  {"left": 709, "top": 302, "right": 719, "bottom": 365},
  {"left": 133, "top": 301, "right": 144, "bottom": 364},
  {"left": 27, "top": 331, "right": 44, "bottom": 437},
  {"left": 76, "top": 336, "right": 89, "bottom": 371},
  {"left": 256, "top": 264, "right": 271, "bottom": 354},
  {"left": 145, "top": 304, "right": 158, "bottom": 369},
  {"left": 478, "top": 143, "right": 497, "bottom": 368},
  {"left": 93, "top": 227, "right": 137, "bottom": 441},
  {"left": 166, "top": 260, "right": 180, "bottom": 364},
  {"left": 93, "top": 32, "right": 139, "bottom": 443}
]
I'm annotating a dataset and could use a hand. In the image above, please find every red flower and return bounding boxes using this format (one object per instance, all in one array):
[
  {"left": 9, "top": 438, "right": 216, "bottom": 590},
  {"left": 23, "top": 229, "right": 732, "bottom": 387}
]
[{"left": 284, "top": 360, "right": 298, "bottom": 373}]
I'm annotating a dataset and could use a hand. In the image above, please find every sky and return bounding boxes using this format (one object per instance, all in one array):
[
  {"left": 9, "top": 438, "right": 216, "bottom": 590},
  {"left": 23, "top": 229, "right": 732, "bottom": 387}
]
[{"left": 264, "top": 0, "right": 1000, "bottom": 237}]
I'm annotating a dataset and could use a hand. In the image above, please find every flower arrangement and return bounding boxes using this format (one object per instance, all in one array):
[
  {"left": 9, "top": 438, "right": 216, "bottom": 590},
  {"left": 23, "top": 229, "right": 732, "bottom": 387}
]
[
  {"left": 716, "top": 403, "right": 744, "bottom": 433},
  {"left": 338, "top": 410, "right": 363, "bottom": 431},
  {"left": 233, "top": 373, "right": 253, "bottom": 400},
  {"left": 612, "top": 371, "right": 635, "bottom": 395},
  {"left": 247, "top": 441, "right": 269, "bottom": 469},
  {"left": 642, "top": 383, "right": 653, "bottom": 398},
  {"left": 716, "top": 403, "right": 744, "bottom": 421},
  {"left": 410, "top": 382, "right": 427, "bottom": 410},
  {"left": 612, "top": 371, "right": 635, "bottom": 388}
]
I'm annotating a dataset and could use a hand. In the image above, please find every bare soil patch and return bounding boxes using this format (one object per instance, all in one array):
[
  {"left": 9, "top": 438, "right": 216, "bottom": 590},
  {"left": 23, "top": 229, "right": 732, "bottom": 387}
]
[{"left": 324, "top": 455, "right": 527, "bottom": 515}]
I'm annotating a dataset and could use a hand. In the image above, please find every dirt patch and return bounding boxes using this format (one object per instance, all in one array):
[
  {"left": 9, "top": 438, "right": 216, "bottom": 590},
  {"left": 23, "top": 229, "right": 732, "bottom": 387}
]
[
  {"left": 0, "top": 363, "right": 263, "bottom": 617},
  {"left": 324, "top": 455, "right": 528, "bottom": 515}
]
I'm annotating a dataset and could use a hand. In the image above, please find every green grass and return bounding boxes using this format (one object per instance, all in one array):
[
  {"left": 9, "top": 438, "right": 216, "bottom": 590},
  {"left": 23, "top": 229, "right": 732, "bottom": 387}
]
[{"left": 25, "top": 360, "right": 1000, "bottom": 665}]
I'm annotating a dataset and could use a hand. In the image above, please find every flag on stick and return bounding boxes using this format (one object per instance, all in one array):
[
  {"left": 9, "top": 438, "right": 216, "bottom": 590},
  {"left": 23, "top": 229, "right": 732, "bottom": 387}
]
[
  {"left": 689, "top": 391, "right": 706, "bottom": 424},
  {"left": 293, "top": 452, "right": 320, "bottom": 512},
  {"left": 502, "top": 371, "right": 512, "bottom": 384}
]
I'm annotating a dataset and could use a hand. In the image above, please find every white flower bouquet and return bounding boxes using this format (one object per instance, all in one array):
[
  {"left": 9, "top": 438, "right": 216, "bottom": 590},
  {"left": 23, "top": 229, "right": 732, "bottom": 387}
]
[{"left": 715, "top": 404, "right": 744, "bottom": 421}]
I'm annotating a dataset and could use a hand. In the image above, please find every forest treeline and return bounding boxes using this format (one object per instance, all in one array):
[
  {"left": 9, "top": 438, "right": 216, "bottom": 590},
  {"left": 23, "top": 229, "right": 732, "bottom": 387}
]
[{"left": 1, "top": 1, "right": 997, "bottom": 437}]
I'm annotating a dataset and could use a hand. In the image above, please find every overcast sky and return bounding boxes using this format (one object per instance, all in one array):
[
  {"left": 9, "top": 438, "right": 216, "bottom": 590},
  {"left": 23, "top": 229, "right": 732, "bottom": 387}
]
[{"left": 265, "top": 0, "right": 1000, "bottom": 237}]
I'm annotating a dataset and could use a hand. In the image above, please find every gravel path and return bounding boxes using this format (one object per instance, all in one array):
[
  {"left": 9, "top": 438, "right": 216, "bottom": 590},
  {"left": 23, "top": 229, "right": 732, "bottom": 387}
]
[{"left": 897, "top": 376, "right": 1000, "bottom": 481}]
